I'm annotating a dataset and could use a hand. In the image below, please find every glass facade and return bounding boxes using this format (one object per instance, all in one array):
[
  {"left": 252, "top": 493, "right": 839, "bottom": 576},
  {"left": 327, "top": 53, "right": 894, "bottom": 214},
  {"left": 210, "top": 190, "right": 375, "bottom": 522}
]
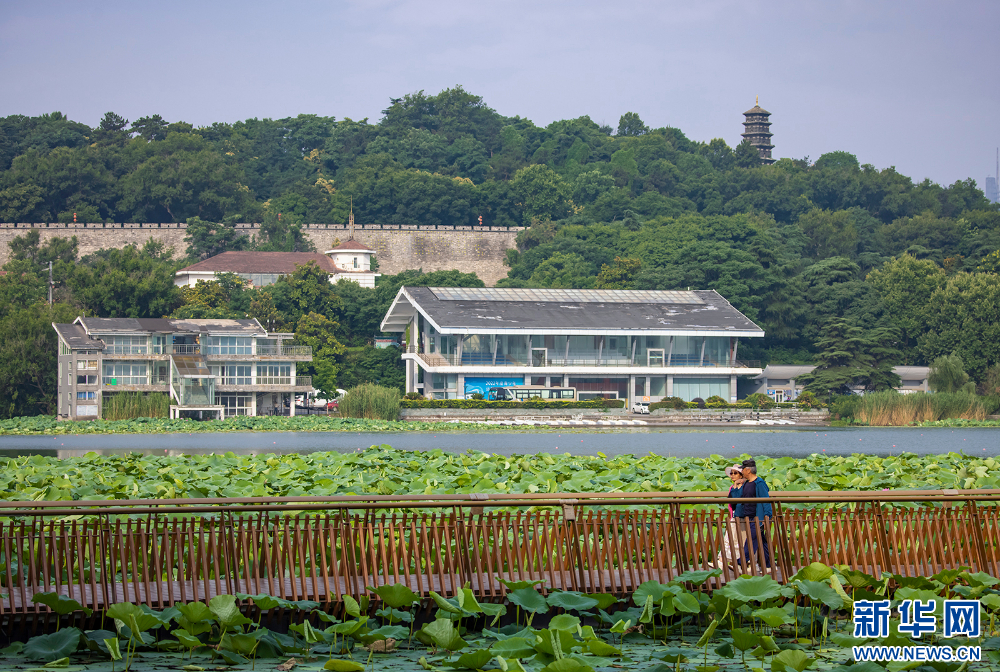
[
  {"left": 102, "top": 362, "right": 148, "bottom": 385},
  {"left": 203, "top": 336, "right": 253, "bottom": 355},
  {"left": 104, "top": 335, "right": 148, "bottom": 355},
  {"left": 257, "top": 363, "right": 291, "bottom": 385},
  {"left": 673, "top": 377, "right": 730, "bottom": 401}
]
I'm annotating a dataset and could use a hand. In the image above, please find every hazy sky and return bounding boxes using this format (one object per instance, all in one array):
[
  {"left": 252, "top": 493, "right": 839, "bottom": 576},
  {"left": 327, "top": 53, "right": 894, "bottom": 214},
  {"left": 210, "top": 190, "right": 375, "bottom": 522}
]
[{"left": 2, "top": 0, "right": 998, "bottom": 188}]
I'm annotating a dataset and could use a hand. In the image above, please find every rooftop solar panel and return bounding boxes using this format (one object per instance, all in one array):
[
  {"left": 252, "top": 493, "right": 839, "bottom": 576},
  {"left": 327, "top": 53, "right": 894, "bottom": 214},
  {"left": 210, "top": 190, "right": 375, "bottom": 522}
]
[{"left": 428, "top": 287, "right": 704, "bottom": 304}]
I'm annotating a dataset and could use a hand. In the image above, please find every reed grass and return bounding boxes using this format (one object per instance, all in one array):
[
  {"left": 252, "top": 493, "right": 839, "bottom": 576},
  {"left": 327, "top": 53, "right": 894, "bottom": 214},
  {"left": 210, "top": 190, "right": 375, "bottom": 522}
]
[
  {"left": 102, "top": 392, "right": 171, "bottom": 420},
  {"left": 338, "top": 383, "right": 401, "bottom": 421},
  {"left": 849, "top": 391, "right": 989, "bottom": 426}
]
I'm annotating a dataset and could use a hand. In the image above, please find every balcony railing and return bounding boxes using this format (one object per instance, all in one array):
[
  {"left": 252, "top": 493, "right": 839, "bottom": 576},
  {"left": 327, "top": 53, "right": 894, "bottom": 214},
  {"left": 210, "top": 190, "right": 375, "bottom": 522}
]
[
  {"left": 252, "top": 376, "right": 312, "bottom": 387},
  {"left": 256, "top": 345, "right": 312, "bottom": 357},
  {"left": 172, "top": 344, "right": 201, "bottom": 355},
  {"left": 414, "top": 352, "right": 761, "bottom": 369},
  {"left": 105, "top": 345, "right": 148, "bottom": 355}
]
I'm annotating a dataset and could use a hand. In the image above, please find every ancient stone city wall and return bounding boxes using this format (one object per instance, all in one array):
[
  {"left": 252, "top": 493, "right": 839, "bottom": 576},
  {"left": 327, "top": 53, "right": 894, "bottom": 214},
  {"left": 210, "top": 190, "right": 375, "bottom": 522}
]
[{"left": 0, "top": 222, "right": 521, "bottom": 286}]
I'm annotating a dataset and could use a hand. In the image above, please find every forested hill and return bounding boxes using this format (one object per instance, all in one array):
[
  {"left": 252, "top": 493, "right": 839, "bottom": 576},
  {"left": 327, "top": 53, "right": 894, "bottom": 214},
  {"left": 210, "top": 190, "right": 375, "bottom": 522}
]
[{"left": 2, "top": 86, "right": 1000, "bottom": 408}]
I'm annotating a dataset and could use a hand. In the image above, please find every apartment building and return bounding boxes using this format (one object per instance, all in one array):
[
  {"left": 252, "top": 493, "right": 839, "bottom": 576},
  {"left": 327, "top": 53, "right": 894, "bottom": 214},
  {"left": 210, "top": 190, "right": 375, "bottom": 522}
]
[{"left": 52, "top": 317, "right": 312, "bottom": 420}]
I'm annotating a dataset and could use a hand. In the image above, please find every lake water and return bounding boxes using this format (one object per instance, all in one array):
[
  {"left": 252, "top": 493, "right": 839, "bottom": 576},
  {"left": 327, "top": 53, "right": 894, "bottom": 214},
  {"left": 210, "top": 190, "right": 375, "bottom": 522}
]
[{"left": 1, "top": 426, "right": 997, "bottom": 459}]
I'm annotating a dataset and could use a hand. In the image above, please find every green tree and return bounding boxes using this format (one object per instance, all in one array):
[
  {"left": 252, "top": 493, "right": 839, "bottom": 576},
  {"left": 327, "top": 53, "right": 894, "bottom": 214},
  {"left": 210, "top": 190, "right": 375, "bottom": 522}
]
[
  {"left": 338, "top": 345, "right": 405, "bottom": 392},
  {"left": 616, "top": 112, "right": 648, "bottom": 137},
  {"left": 595, "top": 256, "right": 641, "bottom": 289},
  {"left": 866, "top": 254, "right": 946, "bottom": 353},
  {"left": 798, "top": 319, "right": 902, "bottom": 395},
  {"left": 927, "top": 353, "right": 975, "bottom": 393},
  {"left": 918, "top": 271, "right": 1000, "bottom": 379},
  {"left": 0, "top": 302, "right": 78, "bottom": 418},
  {"left": 510, "top": 164, "right": 571, "bottom": 224},
  {"left": 184, "top": 217, "right": 251, "bottom": 259},
  {"left": 734, "top": 139, "right": 761, "bottom": 169},
  {"left": 69, "top": 240, "right": 183, "bottom": 318},
  {"left": 270, "top": 261, "right": 340, "bottom": 326},
  {"left": 295, "top": 311, "right": 345, "bottom": 398},
  {"left": 8, "top": 229, "right": 78, "bottom": 264},
  {"left": 797, "top": 208, "right": 859, "bottom": 258}
]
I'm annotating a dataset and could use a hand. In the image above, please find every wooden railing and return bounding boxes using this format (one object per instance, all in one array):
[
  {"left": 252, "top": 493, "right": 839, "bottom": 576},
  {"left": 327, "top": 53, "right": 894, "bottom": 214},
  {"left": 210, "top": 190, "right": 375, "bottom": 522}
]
[{"left": 1, "top": 490, "right": 997, "bottom": 615}]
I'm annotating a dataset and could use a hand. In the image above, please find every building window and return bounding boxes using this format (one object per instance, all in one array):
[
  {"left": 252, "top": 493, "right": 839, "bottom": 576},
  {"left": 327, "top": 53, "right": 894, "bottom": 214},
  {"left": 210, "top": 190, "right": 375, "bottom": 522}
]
[
  {"left": 104, "top": 335, "right": 148, "bottom": 354},
  {"left": 77, "top": 359, "right": 98, "bottom": 370},
  {"left": 353, "top": 257, "right": 358, "bottom": 268},
  {"left": 216, "top": 364, "right": 252, "bottom": 385},
  {"left": 257, "top": 364, "right": 291, "bottom": 385},
  {"left": 77, "top": 391, "right": 97, "bottom": 400},
  {"left": 215, "top": 394, "right": 252, "bottom": 418},
  {"left": 152, "top": 335, "right": 167, "bottom": 354},
  {"left": 77, "top": 375, "right": 98, "bottom": 385},
  {"left": 203, "top": 336, "right": 252, "bottom": 355},
  {"left": 102, "top": 362, "right": 148, "bottom": 385},
  {"left": 673, "top": 377, "right": 729, "bottom": 401},
  {"left": 76, "top": 404, "right": 99, "bottom": 416},
  {"left": 60, "top": 341, "right": 71, "bottom": 355}
]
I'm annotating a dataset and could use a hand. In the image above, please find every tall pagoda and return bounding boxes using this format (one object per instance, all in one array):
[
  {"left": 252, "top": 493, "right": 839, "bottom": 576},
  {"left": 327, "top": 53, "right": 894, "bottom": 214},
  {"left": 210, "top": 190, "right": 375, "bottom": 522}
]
[{"left": 742, "top": 98, "right": 774, "bottom": 164}]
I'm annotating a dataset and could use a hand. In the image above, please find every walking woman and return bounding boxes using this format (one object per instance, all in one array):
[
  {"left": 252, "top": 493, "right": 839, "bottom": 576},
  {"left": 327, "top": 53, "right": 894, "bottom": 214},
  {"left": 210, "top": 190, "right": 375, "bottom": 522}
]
[{"left": 711, "top": 464, "right": 745, "bottom": 569}]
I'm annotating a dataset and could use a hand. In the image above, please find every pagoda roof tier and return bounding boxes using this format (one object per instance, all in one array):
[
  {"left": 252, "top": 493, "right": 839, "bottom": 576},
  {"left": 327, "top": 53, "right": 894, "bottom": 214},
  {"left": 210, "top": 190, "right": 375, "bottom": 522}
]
[{"left": 743, "top": 105, "right": 771, "bottom": 115}]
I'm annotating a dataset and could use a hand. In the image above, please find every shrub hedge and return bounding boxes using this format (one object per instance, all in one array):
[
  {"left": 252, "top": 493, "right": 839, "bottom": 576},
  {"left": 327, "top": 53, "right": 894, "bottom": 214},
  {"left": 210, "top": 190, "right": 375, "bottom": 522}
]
[{"left": 400, "top": 399, "right": 626, "bottom": 409}]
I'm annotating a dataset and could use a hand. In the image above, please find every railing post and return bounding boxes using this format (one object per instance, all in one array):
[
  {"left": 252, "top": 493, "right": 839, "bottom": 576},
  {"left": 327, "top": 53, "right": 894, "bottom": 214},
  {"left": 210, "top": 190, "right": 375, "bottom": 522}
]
[
  {"left": 870, "top": 500, "right": 895, "bottom": 577},
  {"left": 965, "top": 500, "right": 990, "bottom": 574},
  {"left": 668, "top": 502, "right": 688, "bottom": 579},
  {"left": 772, "top": 502, "right": 795, "bottom": 580}
]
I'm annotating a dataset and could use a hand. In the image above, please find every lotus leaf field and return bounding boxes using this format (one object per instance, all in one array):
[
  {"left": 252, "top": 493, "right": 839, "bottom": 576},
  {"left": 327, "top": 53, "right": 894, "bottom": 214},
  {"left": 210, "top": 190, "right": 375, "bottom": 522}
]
[
  {"left": 2, "top": 447, "right": 1000, "bottom": 502},
  {"left": 4, "top": 564, "right": 999, "bottom": 672}
]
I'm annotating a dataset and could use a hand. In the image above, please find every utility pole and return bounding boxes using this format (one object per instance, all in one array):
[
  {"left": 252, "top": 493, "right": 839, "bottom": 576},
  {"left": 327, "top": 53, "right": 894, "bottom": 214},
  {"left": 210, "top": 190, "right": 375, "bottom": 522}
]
[{"left": 48, "top": 261, "right": 53, "bottom": 307}]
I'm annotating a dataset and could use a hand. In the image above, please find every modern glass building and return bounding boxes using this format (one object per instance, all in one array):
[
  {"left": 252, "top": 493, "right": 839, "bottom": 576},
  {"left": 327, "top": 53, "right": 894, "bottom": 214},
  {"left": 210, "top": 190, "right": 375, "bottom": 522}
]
[
  {"left": 53, "top": 317, "right": 312, "bottom": 420},
  {"left": 380, "top": 287, "right": 764, "bottom": 404}
]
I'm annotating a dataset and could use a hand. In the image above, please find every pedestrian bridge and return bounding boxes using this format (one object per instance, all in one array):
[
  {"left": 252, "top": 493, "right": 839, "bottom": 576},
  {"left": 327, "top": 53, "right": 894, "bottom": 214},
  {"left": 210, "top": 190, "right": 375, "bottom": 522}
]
[{"left": 1, "top": 490, "right": 996, "bottom": 621}]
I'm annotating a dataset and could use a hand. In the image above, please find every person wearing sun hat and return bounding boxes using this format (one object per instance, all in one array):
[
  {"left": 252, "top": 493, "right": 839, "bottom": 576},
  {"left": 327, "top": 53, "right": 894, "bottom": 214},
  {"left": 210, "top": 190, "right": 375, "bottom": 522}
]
[
  {"left": 710, "top": 464, "right": 746, "bottom": 569},
  {"left": 736, "top": 458, "right": 772, "bottom": 568}
]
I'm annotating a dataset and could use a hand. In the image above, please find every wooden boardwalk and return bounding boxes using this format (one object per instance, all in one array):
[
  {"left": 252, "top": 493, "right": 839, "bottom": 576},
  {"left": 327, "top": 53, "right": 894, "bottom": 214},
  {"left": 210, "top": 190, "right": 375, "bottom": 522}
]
[{"left": 1, "top": 491, "right": 997, "bottom": 618}]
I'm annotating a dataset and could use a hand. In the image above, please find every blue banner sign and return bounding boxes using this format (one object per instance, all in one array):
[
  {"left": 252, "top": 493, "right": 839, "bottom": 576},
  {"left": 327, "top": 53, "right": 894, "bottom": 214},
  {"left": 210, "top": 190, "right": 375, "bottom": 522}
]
[{"left": 464, "top": 377, "right": 525, "bottom": 396}]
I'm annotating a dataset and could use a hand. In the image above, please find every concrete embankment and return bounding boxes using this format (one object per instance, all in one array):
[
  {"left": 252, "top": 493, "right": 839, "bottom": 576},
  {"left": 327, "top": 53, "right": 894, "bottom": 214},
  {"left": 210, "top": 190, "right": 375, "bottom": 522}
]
[{"left": 399, "top": 408, "right": 830, "bottom": 427}]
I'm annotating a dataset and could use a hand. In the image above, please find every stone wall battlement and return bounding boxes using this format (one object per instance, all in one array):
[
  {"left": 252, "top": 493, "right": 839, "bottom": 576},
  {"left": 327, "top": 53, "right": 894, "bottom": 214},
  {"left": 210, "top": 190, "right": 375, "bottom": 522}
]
[{"left": 0, "top": 223, "right": 522, "bottom": 286}]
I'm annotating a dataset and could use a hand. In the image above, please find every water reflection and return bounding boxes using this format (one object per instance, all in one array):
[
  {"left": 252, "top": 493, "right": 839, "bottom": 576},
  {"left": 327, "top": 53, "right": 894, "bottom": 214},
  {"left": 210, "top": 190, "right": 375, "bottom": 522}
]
[{"left": 2, "top": 427, "right": 998, "bottom": 459}]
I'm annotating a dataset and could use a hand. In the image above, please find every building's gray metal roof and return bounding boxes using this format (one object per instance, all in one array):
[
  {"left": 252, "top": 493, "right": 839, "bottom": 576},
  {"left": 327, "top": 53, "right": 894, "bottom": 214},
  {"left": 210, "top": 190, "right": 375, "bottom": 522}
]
[
  {"left": 76, "top": 317, "right": 265, "bottom": 335},
  {"left": 754, "top": 365, "right": 817, "bottom": 380},
  {"left": 894, "top": 366, "right": 929, "bottom": 379},
  {"left": 383, "top": 287, "right": 764, "bottom": 335},
  {"left": 53, "top": 323, "right": 104, "bottom": 350}
]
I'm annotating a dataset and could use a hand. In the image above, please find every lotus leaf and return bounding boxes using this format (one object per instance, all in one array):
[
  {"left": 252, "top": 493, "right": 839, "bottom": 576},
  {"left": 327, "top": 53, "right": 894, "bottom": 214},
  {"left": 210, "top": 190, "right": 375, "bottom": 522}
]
[
  {"left": 795, "top": 581, "right": 845, "bottom": 610},
  {"left": 962, "top": 571, "right": 999, "bottom": 587},
  {"left": 632, "top": 580, "right": 670, "bottom": 606},
  {"left": 730, "top": 627, "right": 760, "bottom": 652},
  {"left": 753, "top": 607, "right": 795, "bottom": 627},
  {"left": 759, "top": 635, "right": 780, "bottom": 652},
  {"left": 830, "top": 632, "right": 869, "bottom": 647},
  {"left": 548, "top": 614, "right": 581, "bottom": 632},
  {"left": 490, "top": 637, "right": 537, "bottom": 658},
  {"left": 719, "top": 575, "right": 782, "bottom": 603},
  {"left": 32, "top": 592, "right": 94, "bottom": 617},
  {"left": 460, "top": 587, "right": 485, "bottom": 613},
  {"left": 771, "top": 649, "right": 816, "bottom": 672},
  {"left": 359, "top": 625, "right": 408, "bottom": 644},
  {"left": 172, "top": 628, "right": 203, "bottom": 652},
  {"left": 836, "top": 568, "right": 879, "bottom": 589},
  {"left": 342, "top": 595, "right": 362, "bottom": 618},
  {"left": 23, "top": 628, "right": 83, "bottom": 662},
  {"left": 696, "top": 666, "right": 720, "bottom": 672},
  {"left": 791, "top": 563, "right": 834, "bottom": 583},
  {"left": 539, "top": 658, "right": 594, "bottom": 672},
  {"left": 207, "top": 594, "right": 253, "bottom": 629},
  {"left": 444, "top": 649, "right": 495, "bottom": 669},
  {"left": 499, "top": 578, "right": 547, "bottom": 591},
  {"left": 655, "top": 648, "right": 689, "bottom": 663},
  {"left": 930, "top": 568, "right": 967, "bottom": 585},
  {"left": 672, "top": 568, "right": 723, "bottom": 585},
  {"left": 422, "top": 618, "right": 467, "bottom": 651},
  {"left": 829, "top": 664, "right": 886, "bottom": 672},
  {"left": 981, "top": 594, "right": 1000, "bottom": 611},
  {"left": 106, "top": 603, "right": 164, "bottom": 635},
  {"left": 695, "top": 618, "right": 719, "bottom": 648},
  {"left": 639, "top": 594, "right": 655, "bottom": 623},
  {"left": 609, "top": 619, "right": 631, "bottom": 633},
  {"left": 104, "top": 638, "right": 122, "bottom": 661},
  {"left": 533, "top": 628, "right": 577, "bottom": 656},
  {"left": 584, "top": 593, "right": 619, "bottom": 610},
  {"left": 508, "top": 587, "right": 549, "bottom": 614},
  {"left": 714, "top": 642, "right": 735, "bottom": 658},
  {"left": 581, "top": 638, "right": 620, "bottom": 657},
  {"left": 546, "top": 591, "right": 599, "bottom": 611},
  {"left": 672, "top": 592, "right": 701, "bottom": 614},
  {"left": 324, "top": 660, "right": 365, "bottom": 672},
  {"left": 371, "top": 583, "right": 419, "bottom": 608}
]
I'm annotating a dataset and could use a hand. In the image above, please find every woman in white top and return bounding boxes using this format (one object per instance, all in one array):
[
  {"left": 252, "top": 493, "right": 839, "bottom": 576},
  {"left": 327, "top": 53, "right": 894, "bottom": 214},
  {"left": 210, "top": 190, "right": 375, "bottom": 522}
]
[{"left": 710, "top": 465, "right": 745, "bottom": 569}]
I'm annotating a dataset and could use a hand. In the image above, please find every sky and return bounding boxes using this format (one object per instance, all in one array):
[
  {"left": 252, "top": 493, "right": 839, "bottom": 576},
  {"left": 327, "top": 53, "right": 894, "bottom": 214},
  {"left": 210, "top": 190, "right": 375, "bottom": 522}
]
[{"left": 1, "top": 0, "right": 998, "bottom": 188}]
